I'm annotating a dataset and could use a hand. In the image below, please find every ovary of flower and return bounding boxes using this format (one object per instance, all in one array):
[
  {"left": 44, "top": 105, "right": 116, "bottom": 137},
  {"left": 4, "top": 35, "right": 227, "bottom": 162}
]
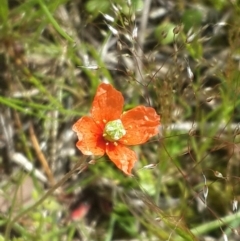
[{"left": 103, "top": 119, "right": 126, "bottom": 142}]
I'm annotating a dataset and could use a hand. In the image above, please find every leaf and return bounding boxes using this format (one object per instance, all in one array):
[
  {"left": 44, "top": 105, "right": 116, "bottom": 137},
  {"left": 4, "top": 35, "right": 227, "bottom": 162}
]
[
  {"left": 182, "top": 9, "right": 202, "bottom": 32},
  {"left": 85, "top": 0, "right": 110, "bottom": 15},
  {"left": 155, "top": 22, "right": 177, "bottom": 45},
  {"left": 0, "top": 0, "right": 8, "bottom": 24},
  {"left": 186, "top": 39, "right": 203, "bottom": 59}
]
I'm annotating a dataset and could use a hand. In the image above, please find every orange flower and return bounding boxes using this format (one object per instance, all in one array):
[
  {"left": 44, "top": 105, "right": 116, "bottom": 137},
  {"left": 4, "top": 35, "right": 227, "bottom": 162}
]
[{"left": 72, "top": 83, "right": 160, "bottom": 175}]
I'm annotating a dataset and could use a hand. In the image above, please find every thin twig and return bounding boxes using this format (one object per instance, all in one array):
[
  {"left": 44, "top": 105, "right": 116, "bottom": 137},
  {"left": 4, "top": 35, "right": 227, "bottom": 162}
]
[
  {"left": 161, "top": 121, "right": 240, "bottom": 132},
  {"left": 29, "top": 123, "right": 55, "bottom": 186},
  {"left": 134, "top": 0, "right": 152, "bottom": 83}
]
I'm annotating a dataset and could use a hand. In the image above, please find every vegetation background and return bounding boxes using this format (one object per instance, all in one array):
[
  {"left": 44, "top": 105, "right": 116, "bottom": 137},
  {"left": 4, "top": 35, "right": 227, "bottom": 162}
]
[{"left": 1, "top": 0, "right": 240, "bottom": 240}]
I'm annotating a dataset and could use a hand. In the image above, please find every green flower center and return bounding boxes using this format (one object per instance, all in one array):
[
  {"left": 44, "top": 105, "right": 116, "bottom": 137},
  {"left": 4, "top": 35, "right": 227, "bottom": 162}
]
[{"left": 103, "top": 119, "right": 126, "bottom": 142}]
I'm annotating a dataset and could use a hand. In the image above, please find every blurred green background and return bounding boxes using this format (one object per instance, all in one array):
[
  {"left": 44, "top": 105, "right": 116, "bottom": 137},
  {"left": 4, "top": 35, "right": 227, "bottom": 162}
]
[{"left": 1, "top": 0, "right": 240, "bottom": 240}]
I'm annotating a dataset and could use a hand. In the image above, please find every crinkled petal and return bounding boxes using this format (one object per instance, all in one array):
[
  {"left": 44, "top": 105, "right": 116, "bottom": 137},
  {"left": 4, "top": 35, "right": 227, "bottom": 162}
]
[
  {"left": 106, "top": 143, "right": 137, "bottom": 175},
  {"left": 91, "top": 83, "right": 124, "bottom": 128},
  {"left": 120, "top": 106, "right": 160, "bottom": 145},
  {"left": 72, "top": 116, "right": 106, "bottom": 156}
]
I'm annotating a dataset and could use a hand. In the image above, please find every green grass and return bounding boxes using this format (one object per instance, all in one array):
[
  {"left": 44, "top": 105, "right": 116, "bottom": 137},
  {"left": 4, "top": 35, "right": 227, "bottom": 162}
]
[{"left": 1, "top": 0, "right": 240, "bottom": 240}]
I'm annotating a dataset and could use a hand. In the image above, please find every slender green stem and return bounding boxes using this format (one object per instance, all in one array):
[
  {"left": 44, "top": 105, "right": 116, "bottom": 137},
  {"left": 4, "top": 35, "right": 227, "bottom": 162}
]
[
  {"left": 37, "top": 0, "right": 74, "bottom": 42},
  {"left": 5, "top": 160, "right": 87, "bottom": 240},
  {"left": 191, "top": 211, "right": 240, "bottom": 236}
]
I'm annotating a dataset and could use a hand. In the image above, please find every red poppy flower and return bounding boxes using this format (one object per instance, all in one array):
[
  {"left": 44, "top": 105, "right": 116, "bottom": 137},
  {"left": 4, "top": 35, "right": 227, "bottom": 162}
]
[{"left": 72, "top": 83, "right": 160, "bottom": 175}]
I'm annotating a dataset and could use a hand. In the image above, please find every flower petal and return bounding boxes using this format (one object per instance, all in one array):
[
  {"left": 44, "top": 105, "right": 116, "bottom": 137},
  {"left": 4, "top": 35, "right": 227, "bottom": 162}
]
[
  {"left": 72, "top": 116, "right": 106, "bottom": 156},
  {"left": 91, "top": 83, "right": 124, "bottom": 128},
  {"left": 106, "top": 143, "right": 137, "bottom": 175},
  {"left": 120, "top": 106, "right": 160, "bottom": 145}
]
